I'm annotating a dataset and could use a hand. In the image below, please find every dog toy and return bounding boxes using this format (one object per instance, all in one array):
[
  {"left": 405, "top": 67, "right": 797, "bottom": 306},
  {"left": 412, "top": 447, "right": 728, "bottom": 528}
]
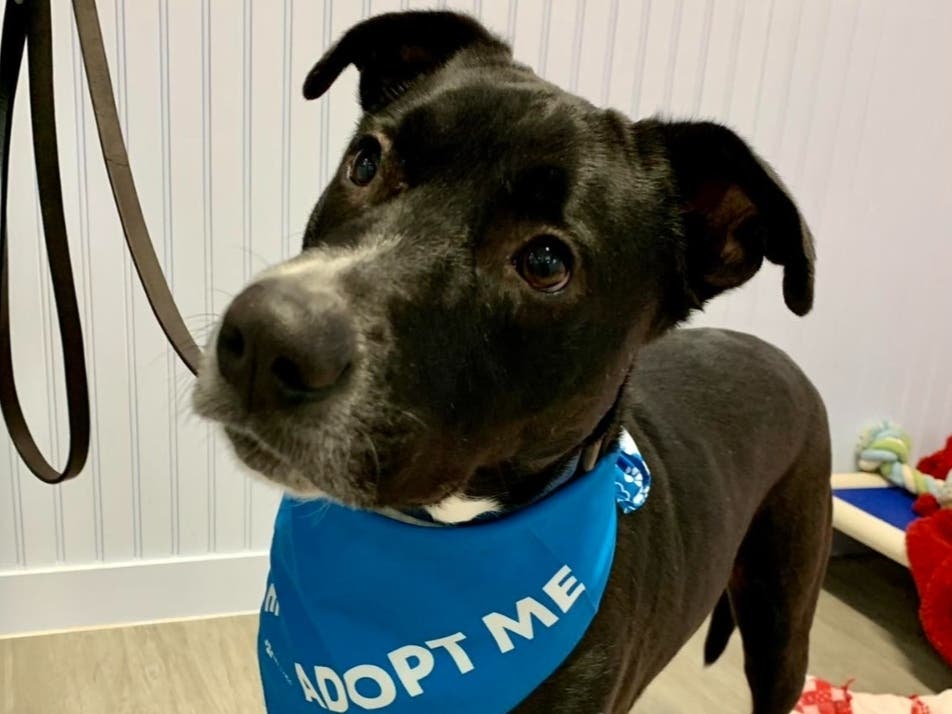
[
  {"left": 907, "top": 509, "right": 952, "bottom": 668},
  {"left": 855, "top": 422, "right": 952, "bottom": 514},
  {"left": 914, "top": 435, "right": 952, "bottom": 516}
]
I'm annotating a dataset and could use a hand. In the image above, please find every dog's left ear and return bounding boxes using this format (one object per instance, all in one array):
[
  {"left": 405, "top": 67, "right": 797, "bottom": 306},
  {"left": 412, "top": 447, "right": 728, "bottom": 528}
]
[
  {"left": 643, "top": 120, "right": 815, "bottom": 316},
  {"left": 303, "top": 11, "right": 509, "bottom": 112}
]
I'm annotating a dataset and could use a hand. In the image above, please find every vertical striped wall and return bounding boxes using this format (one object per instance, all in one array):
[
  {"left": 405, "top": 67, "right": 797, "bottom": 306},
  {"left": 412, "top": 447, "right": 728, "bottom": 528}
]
[{"left": 2, "top": 0, "right": 951, "bottom": 571}]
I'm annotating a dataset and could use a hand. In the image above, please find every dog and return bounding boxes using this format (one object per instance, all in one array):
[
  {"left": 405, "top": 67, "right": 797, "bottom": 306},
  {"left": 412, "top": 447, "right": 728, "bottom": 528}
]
[{"left": 193, "top": 11, "right": 832, "bottom": 714}]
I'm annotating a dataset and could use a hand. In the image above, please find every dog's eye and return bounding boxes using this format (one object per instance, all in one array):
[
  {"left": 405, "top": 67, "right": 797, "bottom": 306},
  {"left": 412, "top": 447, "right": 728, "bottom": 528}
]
[
  {"left": 349, "top": 137, "right": 381, "bottom": 186},
  {"left": 515, "top": 236, "right": 573, "bottom": 293}
]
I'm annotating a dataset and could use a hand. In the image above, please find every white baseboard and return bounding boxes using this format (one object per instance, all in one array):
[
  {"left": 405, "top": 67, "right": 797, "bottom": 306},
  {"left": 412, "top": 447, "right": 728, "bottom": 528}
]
[
  {"left": 0, "top": 551, "right": 269, "bottom": 639},
  {"left": 1, "top": 474, "right": 903, "bottom": 639}
]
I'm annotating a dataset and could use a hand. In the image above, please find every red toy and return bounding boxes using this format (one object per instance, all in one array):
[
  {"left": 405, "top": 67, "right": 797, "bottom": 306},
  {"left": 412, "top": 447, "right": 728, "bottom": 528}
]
[
  {"left": 914, "top": 436, "right": 952, "bottom": 516},
  {"left": 904, "top": 432, "right": 952, "bottom": 667},
  {"left": 907, "top": 508, "right": 952, "bottom": 667}
]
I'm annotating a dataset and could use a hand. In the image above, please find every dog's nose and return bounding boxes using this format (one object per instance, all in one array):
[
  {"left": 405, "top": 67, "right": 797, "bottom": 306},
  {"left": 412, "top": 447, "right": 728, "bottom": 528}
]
[{"left": 216, "top": 281, "right": 355, "bottom": 410}]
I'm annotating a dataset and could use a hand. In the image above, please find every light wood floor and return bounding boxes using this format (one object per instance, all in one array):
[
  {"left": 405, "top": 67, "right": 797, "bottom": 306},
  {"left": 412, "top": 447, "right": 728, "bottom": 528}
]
[{"left": 2, "top": 555, "right": 949, "bottom": 714}]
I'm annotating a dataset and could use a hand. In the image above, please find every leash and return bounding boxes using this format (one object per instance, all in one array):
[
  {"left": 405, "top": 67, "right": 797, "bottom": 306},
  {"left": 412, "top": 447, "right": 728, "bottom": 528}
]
[{"left": 0, "top": 0, "right": 201, "bottom": 484}]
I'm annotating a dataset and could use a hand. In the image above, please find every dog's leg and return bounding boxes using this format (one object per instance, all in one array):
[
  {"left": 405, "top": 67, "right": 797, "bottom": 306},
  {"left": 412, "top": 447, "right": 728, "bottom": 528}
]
[{"left": 730, "top": 424, "right": 833, "bottom": 714}]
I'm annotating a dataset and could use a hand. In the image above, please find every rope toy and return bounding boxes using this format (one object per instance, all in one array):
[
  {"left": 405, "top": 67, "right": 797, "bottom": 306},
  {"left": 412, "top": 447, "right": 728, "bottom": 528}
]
[{"left": 855, "top": 421, "right": 952, "bottom": 514}]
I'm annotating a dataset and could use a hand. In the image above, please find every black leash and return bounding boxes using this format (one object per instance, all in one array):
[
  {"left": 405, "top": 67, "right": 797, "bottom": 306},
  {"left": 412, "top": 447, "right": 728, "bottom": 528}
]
[{"left": 0, "top": 0, "right": 201, "bottom": 484}]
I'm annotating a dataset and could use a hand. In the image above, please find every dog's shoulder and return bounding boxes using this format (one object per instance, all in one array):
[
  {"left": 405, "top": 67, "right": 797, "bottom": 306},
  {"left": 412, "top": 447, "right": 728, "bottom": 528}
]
[
  {"left": 623, "top": 326, "right": 826, "bottom": 490},
  {"left": 632, "top": 327, "right": 820, "bottom": 408}
]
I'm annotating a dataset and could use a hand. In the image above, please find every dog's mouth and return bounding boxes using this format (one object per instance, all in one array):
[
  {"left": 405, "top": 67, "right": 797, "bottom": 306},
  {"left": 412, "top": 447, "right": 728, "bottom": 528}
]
[
  {"left": 215, "top": 408, "right": 489, "bottom": 517},
  {"left": 222, "top": 425, "right": 325, "bottom": 498},
  {"left": 210, "top": 397, "right": 455, "bottom": 509},
  {"left": 224, "top": 426, "right": 284, "bottom": 474}
]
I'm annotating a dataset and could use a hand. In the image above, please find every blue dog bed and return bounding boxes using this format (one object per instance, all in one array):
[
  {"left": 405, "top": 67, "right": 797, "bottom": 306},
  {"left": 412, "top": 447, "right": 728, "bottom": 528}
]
[{"left": 832, "top": 473, "right": 915, "bottom": 566}]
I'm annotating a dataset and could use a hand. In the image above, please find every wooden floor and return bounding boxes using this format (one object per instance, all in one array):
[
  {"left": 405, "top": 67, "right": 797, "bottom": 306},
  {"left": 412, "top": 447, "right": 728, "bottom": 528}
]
[{"left": 2, "top": 555, "right": 949, "bottom": 714}]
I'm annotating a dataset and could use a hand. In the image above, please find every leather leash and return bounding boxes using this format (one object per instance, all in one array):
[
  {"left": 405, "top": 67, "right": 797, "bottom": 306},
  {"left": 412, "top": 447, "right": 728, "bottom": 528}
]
[{"left": 0, "top": 0, "right": 201, "bottom": 484}]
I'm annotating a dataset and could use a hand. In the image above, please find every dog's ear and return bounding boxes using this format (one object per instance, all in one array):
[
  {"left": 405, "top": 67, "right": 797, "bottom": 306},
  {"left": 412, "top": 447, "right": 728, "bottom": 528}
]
[
  {"left": 644, "top": 120, "right": 815, "bottom": 316},
  {"left": 303, "top": 11, "right": 509, "bottom": 112}
]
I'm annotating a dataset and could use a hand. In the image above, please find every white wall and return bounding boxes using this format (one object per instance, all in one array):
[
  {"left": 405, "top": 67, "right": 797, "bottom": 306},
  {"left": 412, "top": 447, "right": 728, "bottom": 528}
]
[{"left": 1, "top": 0, "right": 951, "bottom": 630}]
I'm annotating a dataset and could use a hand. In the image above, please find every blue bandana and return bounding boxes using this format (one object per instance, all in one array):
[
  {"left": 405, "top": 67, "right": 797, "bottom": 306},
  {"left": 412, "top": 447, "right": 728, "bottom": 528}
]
[{"left": 258, "top": 431, "right": 651, "bottom": 713}]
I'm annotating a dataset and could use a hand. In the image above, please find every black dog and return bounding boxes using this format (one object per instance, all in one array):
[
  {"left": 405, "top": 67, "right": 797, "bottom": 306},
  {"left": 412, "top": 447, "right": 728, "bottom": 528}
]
[{"left": 193, "top": 12, "right": 831, "bottom": 713}]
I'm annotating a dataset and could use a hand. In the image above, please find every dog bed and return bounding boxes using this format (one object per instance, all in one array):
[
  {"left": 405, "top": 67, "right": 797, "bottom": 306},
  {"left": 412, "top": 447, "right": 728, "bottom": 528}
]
[
  {"left": 833, "top": 427, "right": 952, "bottom": 667},
  {"left": 832, "top": 473, "right": 952, "bottom": 666},
  {"left": 832, "top": 472, "right": 915, "bottom": 566}
]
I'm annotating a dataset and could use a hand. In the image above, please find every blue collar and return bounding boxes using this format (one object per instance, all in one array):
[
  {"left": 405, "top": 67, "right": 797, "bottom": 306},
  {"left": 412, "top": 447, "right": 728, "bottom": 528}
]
[{"left": 258, "top": 430, "right": 650, "bottom": 713}]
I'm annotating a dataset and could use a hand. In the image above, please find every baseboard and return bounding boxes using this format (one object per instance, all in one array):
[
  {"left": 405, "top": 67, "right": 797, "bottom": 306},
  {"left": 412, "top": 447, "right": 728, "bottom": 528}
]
[{"left": 0, "top": 551, "right": 269, "bottom": 639}]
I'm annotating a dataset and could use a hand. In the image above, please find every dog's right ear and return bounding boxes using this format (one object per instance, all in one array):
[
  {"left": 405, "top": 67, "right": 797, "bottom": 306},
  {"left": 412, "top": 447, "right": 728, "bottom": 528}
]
[{"left": 303, "top": 11, "right": 509, "bottom": 113}]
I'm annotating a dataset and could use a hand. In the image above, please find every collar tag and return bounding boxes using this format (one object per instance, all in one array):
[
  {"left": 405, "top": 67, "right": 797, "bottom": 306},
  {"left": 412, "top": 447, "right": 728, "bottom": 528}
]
[{"left": 614, "top": 430, "right": 651, "bottom": 514}]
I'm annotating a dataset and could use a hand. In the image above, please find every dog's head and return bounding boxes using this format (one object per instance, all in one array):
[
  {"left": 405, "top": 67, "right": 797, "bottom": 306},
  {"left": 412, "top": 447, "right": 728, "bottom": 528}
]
[{"left": 193, "top": 11, "right": 814, "bottom": 517}]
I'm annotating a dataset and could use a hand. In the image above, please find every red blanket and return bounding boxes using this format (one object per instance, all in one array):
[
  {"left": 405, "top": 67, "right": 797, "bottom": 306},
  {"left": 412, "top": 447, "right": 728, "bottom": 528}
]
[
  {"left": 906, "top": 435, "right": 952, "bottom": 667},
  {"left": 794, "top": 677, "right": 952, "bottom": 713},
  {"left": 907, "top": 509, "right": 952, "bottom": 667}
]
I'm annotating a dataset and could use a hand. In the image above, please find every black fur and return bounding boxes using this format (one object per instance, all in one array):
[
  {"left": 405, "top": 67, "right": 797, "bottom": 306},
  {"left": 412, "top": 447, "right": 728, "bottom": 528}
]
[{"left": 193, "top": 12, "right": 832, "bottom": 713}]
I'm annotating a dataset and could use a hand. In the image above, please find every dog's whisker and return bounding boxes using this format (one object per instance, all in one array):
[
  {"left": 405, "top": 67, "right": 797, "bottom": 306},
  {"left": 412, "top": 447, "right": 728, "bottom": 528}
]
[
  {"left": 174, "top": 386, "right": 192, "bottom": 409},
  {"left": 239, "top": 245, "right": 277, "bottom": 272},
  {"left": 361, "top": 431, "right": 382, "bottom": 495},
  {"left": 184, "top": 312, "right": 219, "bottom": 322},
  {"left": 183, "top": 317, "right": 219, "bottom": 335},
  {"left": 399, "top": 408, "right": 429, "bottom": 431}
]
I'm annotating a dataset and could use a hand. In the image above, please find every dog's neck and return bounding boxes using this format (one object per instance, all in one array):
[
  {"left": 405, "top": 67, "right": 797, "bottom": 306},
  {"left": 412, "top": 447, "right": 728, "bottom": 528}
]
[
  {"left": 377, "top": 392, "right": 628, "bottom": 526},
  {"left": 387, "top": 432, "right": 613, "bottom": 526}
]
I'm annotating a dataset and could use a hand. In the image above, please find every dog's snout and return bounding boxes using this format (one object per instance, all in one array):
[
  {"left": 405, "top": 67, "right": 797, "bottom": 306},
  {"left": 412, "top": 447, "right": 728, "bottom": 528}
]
[{"left": 216, "top": 281, "right": 355, "bottom": 410}]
